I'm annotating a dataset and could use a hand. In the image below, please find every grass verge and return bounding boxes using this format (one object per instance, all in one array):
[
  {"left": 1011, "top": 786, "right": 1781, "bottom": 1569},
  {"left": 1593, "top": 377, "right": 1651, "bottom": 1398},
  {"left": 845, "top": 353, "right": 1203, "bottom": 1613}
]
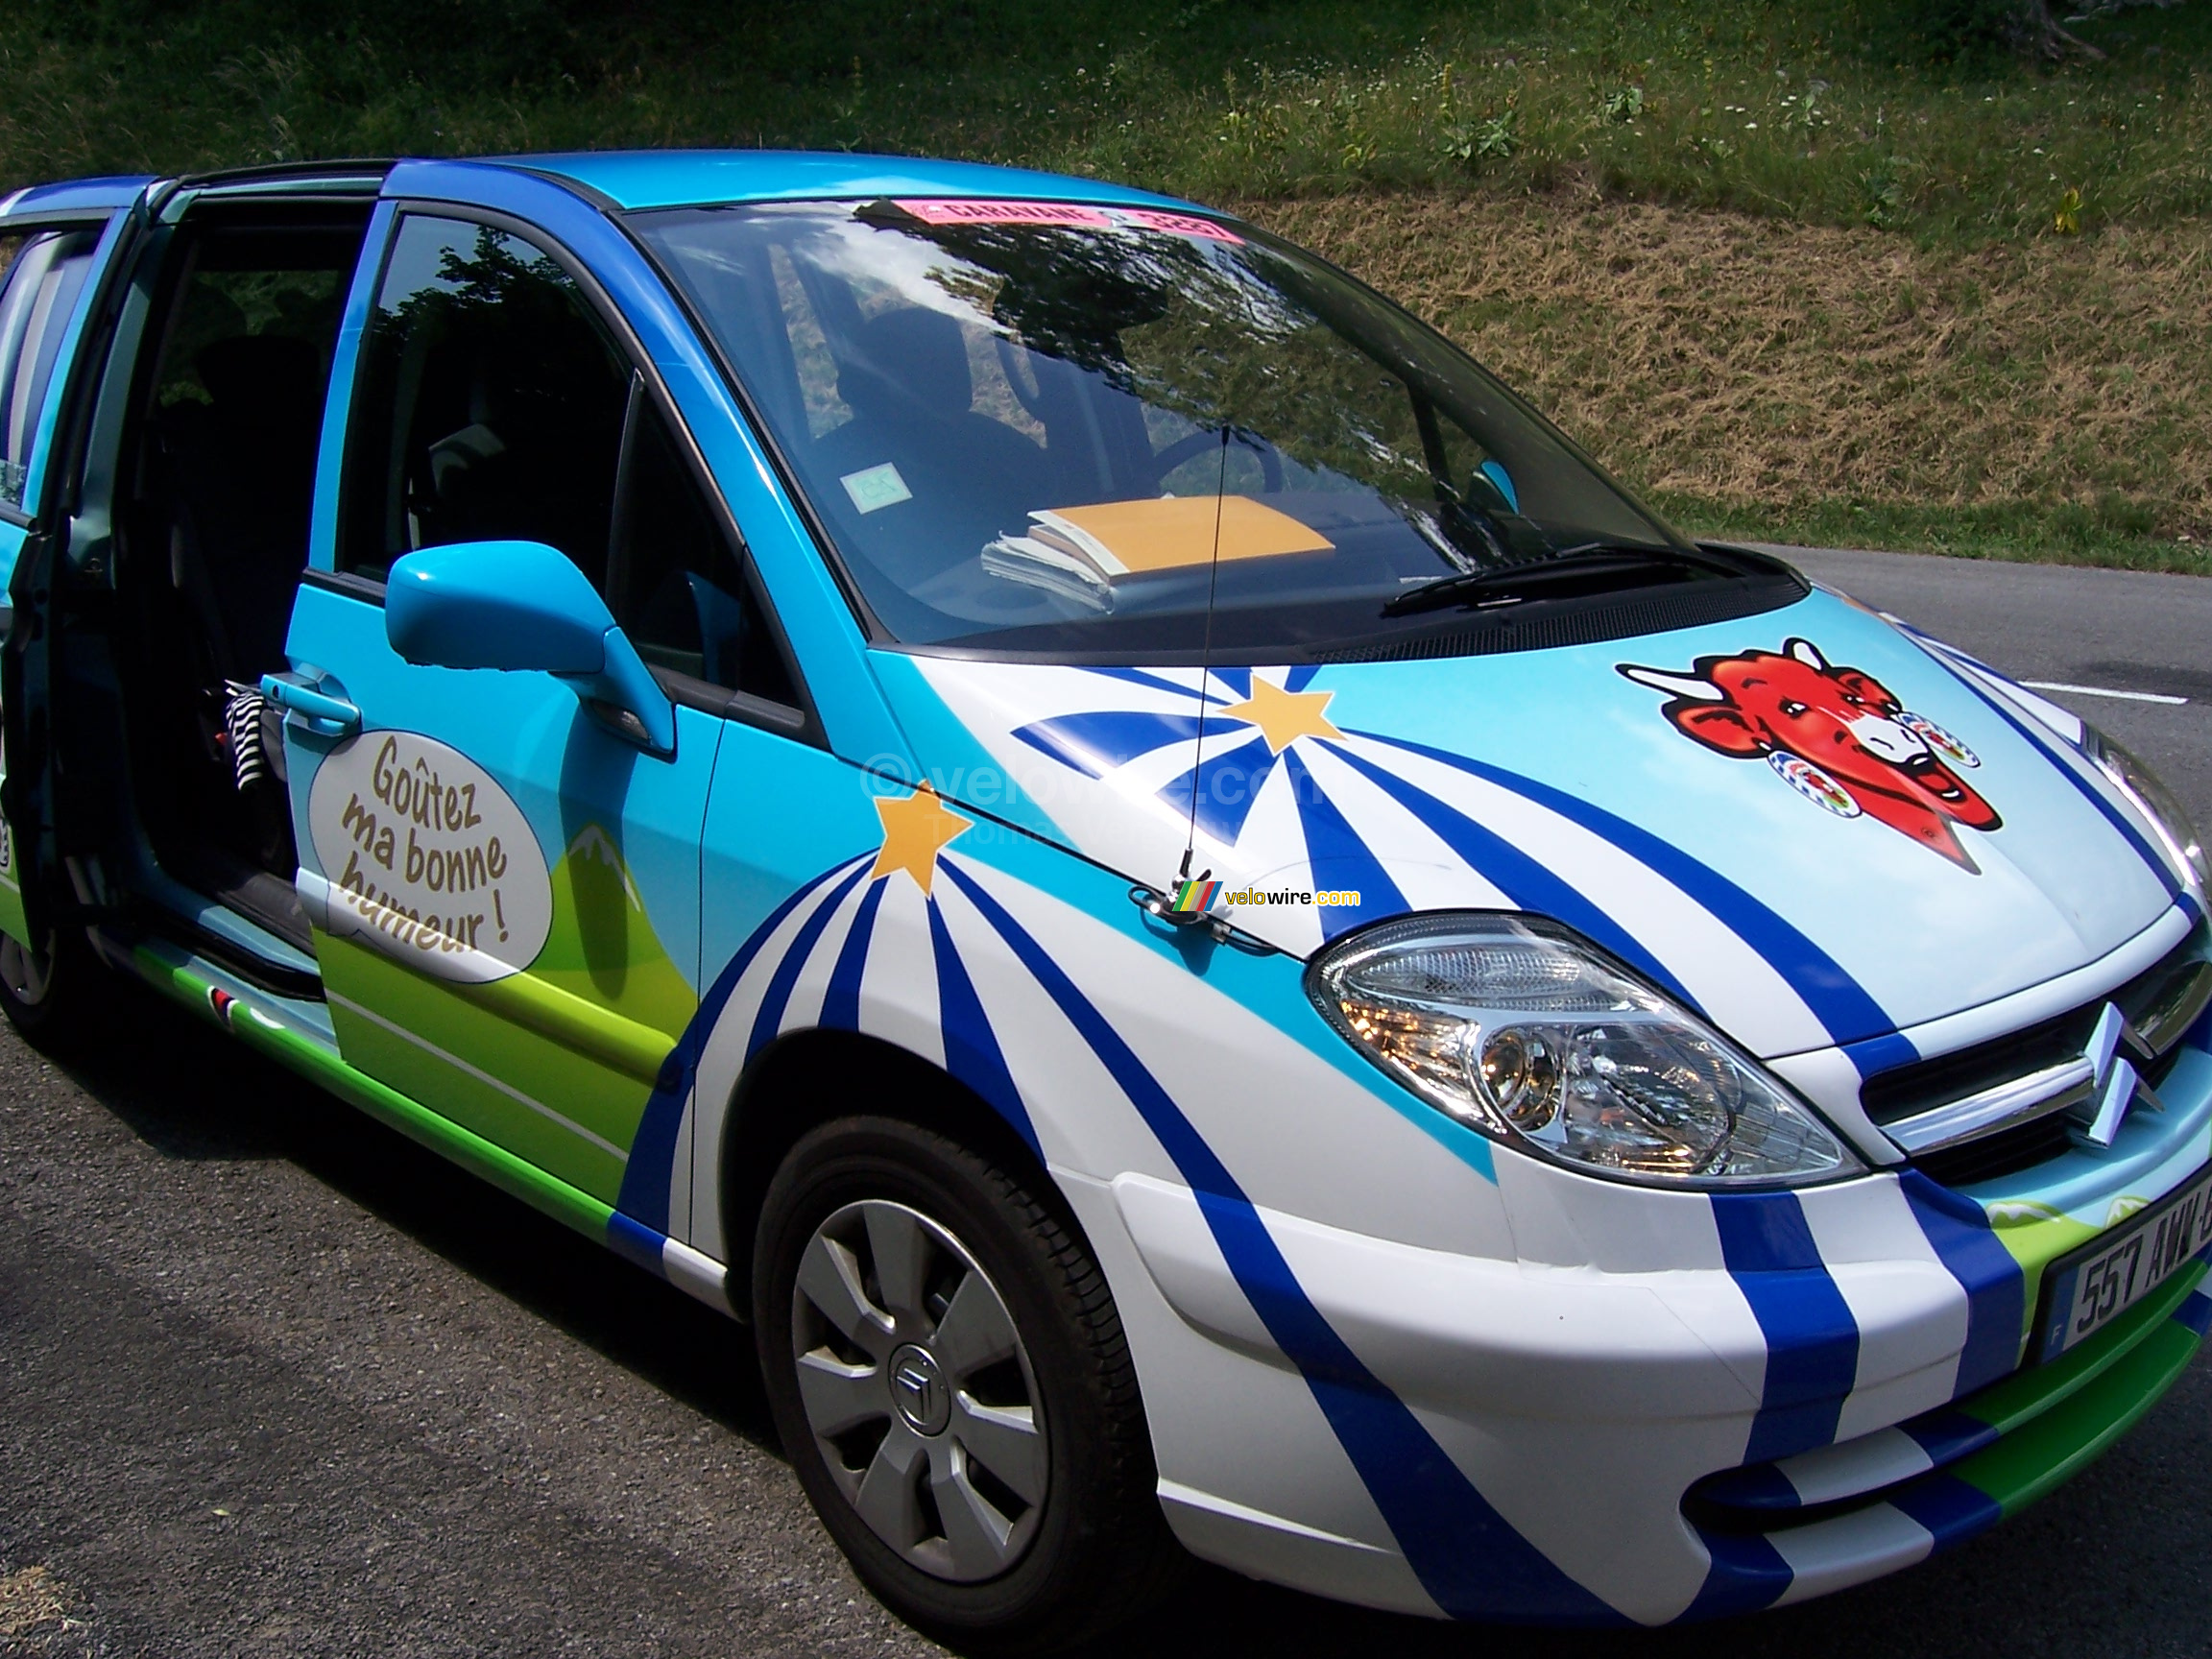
[
  {"left": 1667, "top": 495, "right": 2212, "bottom": 575},
  {"left": 1242, "top": 191, "right": 2212, "bottom": 574},
  {"left": 7, "top": 2, "right": 2210, "bottom": 573},
  {"left": 6, "top": 2, "right": 2212, "bottom": 244}
]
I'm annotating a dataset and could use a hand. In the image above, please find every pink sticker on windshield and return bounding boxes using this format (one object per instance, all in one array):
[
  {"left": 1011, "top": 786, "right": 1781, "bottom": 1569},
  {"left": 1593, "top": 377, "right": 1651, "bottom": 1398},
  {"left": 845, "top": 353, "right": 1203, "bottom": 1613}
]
[
  {"left": 891, "top": 201, "right": 1243, "bottom": 242},
  {"left": 1118, "top": 209, "right": 1244, "bottom": 243},
  {"left": 896, "top": 200, "right": 1114, "bottom": 228}
]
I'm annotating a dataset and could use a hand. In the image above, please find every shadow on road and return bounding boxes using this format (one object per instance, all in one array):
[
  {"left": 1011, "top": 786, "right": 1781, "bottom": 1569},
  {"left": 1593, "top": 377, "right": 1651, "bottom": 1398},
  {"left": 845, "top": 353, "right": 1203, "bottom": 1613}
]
[{"left": 44, "top": 974, "right": 779, "bottom": 1458}]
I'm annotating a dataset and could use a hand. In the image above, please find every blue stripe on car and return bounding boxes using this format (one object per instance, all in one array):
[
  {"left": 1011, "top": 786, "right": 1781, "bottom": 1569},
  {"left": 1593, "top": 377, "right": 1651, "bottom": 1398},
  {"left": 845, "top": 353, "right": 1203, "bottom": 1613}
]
[
  {"left": 1158, "top": 732, "right": 1278, "bottom": 846},
  {"left": 1689, "top": 1460, "right": 1803, "bottom": 1512},
  {"left": 1352, "top": 732, "right": 1899, "bottom": 1055},
  {"left": 615, "top": 856, "right": 871, "bottom": 1229},
  {"left": 1012, "top": 709, "right": 1205, "bottom": 778},
  {"left": 1281, "top": 748, "right": 1407, "bottom": 940},
  {"left": 606, "top": 1209, "right": 669, "bottom": 1277},
  {"left": 1842, "top": 1030, "right": 1921, "bottom": 1079},
  {"left": 1911, "top": 637, "right": 2184, "bottom": 901},
  {"left": 818, "top": 876, "right": 890, "bottom": 1033},
  {"left": 1712, "top": 1191, "right": 1862, "bottom": 1463},
  {"left": 1904, "top": 1407, "right": 2002, "bottom": 1466},
  {"left": 1897, "top": 1169, "right": 2028, "bottom": 1396},
  {"left": 938, "top": 859, "right": 1623, "bottom": 1624},
  {"left": 1681, "top": 1529, "right": 1793, "bottom": 1621},
  {"left": 1327, "top": 743, "right": 1699, "bottom": 1007},
  {"left": 926, "top": 898, "right": 1041, "bottom": 1156},
  {"left": 745, "top": 862, "right": 875, "bottom": 1062}
]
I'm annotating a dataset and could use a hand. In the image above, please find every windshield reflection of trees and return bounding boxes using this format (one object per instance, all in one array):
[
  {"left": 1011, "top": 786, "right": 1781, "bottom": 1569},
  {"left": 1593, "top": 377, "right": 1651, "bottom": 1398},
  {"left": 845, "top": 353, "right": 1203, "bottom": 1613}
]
[{"left": 912, "top": 222, "right": 1439, "bottom": 506}]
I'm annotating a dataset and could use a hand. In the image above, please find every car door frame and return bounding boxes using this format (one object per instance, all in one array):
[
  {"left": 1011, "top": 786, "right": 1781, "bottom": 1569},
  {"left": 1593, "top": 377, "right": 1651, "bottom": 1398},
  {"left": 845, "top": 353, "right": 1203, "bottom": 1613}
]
[
  {"left": 309, "top": 190, "right": 829, "bottom": 749},
  {"left": 284, "top": 184, "right": 839, "bottom": 1201},
  {"left": 5, "top": 170, "right": 395, "bottom": 992},
  {"left": 342, "top": 162, "right": 909, "bottom": 770},
  {"left": 0, "top": 180, "right": 158, "bottom": 950}
]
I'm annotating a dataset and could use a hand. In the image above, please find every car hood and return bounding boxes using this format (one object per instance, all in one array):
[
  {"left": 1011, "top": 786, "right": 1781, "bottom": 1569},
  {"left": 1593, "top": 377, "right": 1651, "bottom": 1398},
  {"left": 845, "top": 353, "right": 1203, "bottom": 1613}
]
[{"left": 880, "top": 588, "right": 2185, "bottom": 1059}]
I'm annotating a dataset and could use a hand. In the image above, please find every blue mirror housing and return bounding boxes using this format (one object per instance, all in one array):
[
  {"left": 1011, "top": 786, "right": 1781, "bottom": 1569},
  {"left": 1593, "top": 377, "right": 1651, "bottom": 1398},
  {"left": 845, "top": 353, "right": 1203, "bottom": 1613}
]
[
  {"left": 385, "top": 540, "right": 676, "bottom": 755},
  {"left": 387, "top": 540, "right": 608, "bottom": 672}
]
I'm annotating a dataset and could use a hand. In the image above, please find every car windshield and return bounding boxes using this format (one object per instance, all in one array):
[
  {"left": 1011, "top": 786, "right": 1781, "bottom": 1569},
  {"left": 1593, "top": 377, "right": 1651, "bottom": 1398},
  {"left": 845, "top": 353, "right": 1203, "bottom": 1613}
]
[{"left": 632, "top": 199, "right": 1706, "bottom": 661}]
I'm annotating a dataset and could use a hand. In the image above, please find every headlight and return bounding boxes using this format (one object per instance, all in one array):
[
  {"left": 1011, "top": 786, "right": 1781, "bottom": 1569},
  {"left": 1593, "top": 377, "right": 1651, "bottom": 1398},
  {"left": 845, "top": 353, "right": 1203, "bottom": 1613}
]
[
  {"left": 2082, "top": 726, "right": 2207, "bottom": 890},
  {"left": 1308, "top": 913, "right": 1863, "bottom": 1188}
]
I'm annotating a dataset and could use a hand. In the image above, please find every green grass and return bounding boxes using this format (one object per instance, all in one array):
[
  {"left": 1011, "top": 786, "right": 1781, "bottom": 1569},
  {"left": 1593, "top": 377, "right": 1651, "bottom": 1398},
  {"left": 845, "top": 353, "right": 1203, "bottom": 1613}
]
[
  {"left": 12, "top": 0, "right": 2212, "bottom": 573},
  {"left": 1667, "top": 494, "right": 2212, "bottom": 575},
  {"left": 8, "top": 1, "right": 2212, "bottom": 242}
]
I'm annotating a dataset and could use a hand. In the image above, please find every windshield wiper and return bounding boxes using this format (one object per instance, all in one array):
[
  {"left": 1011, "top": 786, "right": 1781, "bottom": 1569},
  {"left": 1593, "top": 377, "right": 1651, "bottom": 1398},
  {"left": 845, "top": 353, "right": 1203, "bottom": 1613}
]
[{"left": 1380, "top": 543, "right": 1751, "bottom": 618}]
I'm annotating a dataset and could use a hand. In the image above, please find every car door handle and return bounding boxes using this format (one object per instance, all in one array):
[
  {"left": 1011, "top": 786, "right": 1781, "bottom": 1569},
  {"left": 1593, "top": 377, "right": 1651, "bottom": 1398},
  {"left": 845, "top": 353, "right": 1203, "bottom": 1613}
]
[{"left": 261, "top": 672, "right": 362, "bottom": 737}]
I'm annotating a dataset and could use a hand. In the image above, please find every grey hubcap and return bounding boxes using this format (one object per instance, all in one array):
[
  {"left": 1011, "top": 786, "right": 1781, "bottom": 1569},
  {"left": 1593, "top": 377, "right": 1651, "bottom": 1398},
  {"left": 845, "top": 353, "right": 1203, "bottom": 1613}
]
[
  {"left": 0, "top": 932, "right": 53, "bottom": 1005},
  {"left": 790, "top": 1199, "right": 1047, "bottom": 1582}
]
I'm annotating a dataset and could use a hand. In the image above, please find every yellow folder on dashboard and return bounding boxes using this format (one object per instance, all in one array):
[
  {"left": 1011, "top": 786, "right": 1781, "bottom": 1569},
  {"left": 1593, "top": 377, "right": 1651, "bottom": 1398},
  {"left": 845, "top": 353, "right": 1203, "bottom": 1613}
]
[{"left": 1031, "top": 495, "right": 1334, "bottom": 574}]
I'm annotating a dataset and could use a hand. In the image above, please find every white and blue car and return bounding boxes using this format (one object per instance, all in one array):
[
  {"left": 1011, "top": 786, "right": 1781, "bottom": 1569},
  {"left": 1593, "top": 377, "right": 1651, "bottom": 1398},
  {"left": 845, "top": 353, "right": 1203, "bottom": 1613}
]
[{"left": 0, "top": 153, "right": 2204, "bottom": 1649}]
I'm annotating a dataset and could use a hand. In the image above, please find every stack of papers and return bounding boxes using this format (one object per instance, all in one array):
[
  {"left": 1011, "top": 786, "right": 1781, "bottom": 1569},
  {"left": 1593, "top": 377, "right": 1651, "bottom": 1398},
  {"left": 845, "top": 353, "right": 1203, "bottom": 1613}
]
[{"left": 984, "top": 496, "right": 1334, "bottom": 610}]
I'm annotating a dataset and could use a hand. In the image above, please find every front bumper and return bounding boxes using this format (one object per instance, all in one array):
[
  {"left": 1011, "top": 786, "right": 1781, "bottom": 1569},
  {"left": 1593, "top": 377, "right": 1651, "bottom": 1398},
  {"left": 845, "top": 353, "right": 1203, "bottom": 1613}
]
[
  {"left": 1687, "top": 1253, "right": 2211, "bottom": 1613},
  {"left": 1078, "top": 1040, "right": 2212, "bottom": 1626}
]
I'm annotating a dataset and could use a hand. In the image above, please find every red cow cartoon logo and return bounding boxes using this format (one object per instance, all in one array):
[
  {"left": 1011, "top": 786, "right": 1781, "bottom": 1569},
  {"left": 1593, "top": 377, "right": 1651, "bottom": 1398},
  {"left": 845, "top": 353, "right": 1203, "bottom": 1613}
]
[{"left": 1619, "top": 637, "right": 2002, "bottom": 870}]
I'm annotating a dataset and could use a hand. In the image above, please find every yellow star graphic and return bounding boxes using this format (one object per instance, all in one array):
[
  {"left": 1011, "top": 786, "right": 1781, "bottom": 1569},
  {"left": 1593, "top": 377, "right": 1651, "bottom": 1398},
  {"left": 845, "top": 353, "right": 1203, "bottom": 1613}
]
[
  {"left": 1217, "top": 677, "right": 1343, "bottom": 755},
  {"left": 870, "top": 783, "right": 974, "bottom": 897}
]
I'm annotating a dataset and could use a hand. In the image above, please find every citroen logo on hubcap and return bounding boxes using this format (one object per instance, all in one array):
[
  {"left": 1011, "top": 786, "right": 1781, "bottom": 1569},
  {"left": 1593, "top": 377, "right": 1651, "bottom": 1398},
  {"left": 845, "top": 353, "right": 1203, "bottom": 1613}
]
[{"left": 888, "top": 1343, "right": 951, "bottom": 1436}]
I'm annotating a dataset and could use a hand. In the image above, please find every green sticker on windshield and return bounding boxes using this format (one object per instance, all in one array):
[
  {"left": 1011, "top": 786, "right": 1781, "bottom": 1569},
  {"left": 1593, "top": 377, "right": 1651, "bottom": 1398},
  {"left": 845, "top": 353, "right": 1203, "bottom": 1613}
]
[{"left": 841, "top": 462, "right": 913, "bottom": 515}]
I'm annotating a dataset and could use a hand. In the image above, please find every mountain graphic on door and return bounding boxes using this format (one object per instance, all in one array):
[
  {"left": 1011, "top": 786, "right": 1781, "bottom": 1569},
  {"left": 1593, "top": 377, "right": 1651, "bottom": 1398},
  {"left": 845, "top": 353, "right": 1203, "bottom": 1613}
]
[
  {"left": 535, "top": 824, "right": 697, "bottom": 1043},
  {"left": 316, "top": 820, "right": 698, "bottom": 1202}
]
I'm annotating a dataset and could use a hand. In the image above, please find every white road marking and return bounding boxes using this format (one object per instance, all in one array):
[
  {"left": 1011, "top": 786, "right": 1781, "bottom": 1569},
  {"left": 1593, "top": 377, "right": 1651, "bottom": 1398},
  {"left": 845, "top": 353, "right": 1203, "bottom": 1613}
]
[{"left": 2022, "top": 681, "right": 2189, "bottom": 707}]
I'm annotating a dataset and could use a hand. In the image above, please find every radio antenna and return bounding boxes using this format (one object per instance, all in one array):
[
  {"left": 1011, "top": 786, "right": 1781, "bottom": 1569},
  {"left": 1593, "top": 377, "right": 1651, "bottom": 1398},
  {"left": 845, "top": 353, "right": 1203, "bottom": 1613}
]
[{"left": 1178, "top": 424, "right": 1232, "bottom": 885}]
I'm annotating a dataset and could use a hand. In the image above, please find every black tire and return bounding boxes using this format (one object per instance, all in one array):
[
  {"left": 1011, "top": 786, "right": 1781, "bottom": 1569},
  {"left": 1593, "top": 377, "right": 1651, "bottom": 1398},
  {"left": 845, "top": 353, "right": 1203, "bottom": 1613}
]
[
  {"left": 0, "top": 924, "right": 96, "bottom": 1048},
  {"left": 754, "top": 1115, "right": 1183, "bottom": 1654}
]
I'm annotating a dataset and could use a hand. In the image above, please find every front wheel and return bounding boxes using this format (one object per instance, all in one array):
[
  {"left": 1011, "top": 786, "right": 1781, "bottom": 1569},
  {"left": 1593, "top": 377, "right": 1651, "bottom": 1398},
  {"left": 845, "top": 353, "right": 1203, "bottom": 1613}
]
[{"left": 754, "top": 1116, "right": 1181, "bottom": 1653}]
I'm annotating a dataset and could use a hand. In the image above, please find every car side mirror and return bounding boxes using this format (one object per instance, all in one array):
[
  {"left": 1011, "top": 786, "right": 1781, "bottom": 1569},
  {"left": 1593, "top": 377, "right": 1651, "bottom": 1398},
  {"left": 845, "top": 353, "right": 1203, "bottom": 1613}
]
[{"left": 385, "top": 540, "right": 676, "bottom": 756}]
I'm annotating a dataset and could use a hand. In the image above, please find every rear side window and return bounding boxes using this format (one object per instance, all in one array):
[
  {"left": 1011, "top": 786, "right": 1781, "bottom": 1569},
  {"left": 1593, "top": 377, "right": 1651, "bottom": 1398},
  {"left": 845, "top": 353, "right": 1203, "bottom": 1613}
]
[
  {"left": 339, "top": 215, "right": 630, "bottom": 583},
  {"left": 0, "top": 228, "right": 101, "bottom": 511}
]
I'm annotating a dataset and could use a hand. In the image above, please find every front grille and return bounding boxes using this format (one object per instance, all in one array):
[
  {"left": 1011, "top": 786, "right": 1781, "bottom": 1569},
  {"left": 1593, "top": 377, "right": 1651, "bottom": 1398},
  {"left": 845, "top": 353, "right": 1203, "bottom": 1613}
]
[
  {"left": 1914, "top": 1114, "right": 2076, "bottom": 1187},
  {"left": 1864, "top": 919, "right": 2210, "bottom": 1180},
  {"left": 1862, "top": 1006, "right": 2098, "bottom": 1127}
]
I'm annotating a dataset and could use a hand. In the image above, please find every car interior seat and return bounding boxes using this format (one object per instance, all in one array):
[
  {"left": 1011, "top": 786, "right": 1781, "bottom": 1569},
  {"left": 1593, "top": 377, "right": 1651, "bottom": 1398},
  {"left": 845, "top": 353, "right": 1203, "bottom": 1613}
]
[
  {"left": 133, "top": 325, "right": 331, "bottom": 910},
  {"left": 813, "top": 307, "right": 1055, "bottom": 580},
  {"left": 160, "top": 332, "right": 328, "bottom": 683}
]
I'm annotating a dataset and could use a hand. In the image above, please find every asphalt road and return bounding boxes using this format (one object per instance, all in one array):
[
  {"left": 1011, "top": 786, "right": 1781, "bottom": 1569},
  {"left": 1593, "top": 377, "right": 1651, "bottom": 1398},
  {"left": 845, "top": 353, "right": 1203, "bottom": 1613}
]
[
  {"left": 3, "top": 548, "right": 2209, "bottom": 1658},
  {"left": 1775, "top": 545, "right": 2212, "bottom": 833}
]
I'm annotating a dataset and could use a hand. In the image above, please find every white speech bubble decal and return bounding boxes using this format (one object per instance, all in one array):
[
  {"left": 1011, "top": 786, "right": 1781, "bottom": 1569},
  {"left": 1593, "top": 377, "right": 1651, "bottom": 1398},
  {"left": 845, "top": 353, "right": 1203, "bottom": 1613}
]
[{"left": 305, "top": 731, "right": 551, "bottom": 982}]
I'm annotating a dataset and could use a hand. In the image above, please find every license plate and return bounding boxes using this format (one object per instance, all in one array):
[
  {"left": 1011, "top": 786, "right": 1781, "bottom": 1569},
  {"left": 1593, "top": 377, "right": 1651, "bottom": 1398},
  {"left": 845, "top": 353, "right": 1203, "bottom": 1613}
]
[{"left": 2034, "top": 1166, "right": 2212, "bottom": 1362}]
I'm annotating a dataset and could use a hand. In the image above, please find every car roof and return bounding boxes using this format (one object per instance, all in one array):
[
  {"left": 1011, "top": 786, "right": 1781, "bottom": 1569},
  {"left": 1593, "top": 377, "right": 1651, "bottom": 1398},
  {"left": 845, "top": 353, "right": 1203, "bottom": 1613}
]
[
  {"left": 498, "top": 149, "right": 1202, "bottom": 214},
  {"left": 1, "top": 151, "right": 1214, "bottom": 224},
  {"left": 0, "top": 175, "right": 157, "bottom": 220}
]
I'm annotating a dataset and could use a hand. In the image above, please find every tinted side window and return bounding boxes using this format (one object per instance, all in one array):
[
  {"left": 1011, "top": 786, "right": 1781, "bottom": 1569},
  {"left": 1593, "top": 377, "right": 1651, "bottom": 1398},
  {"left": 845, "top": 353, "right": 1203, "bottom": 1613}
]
[
  {"left": 0, "top": 228, "right": 101, "bottom": 510},
  {"left": 612, "top": 388, "right": 798, "bottom": 708},
  {"left": 339, "top": 216, "right": 629, "bottom": 583}
]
